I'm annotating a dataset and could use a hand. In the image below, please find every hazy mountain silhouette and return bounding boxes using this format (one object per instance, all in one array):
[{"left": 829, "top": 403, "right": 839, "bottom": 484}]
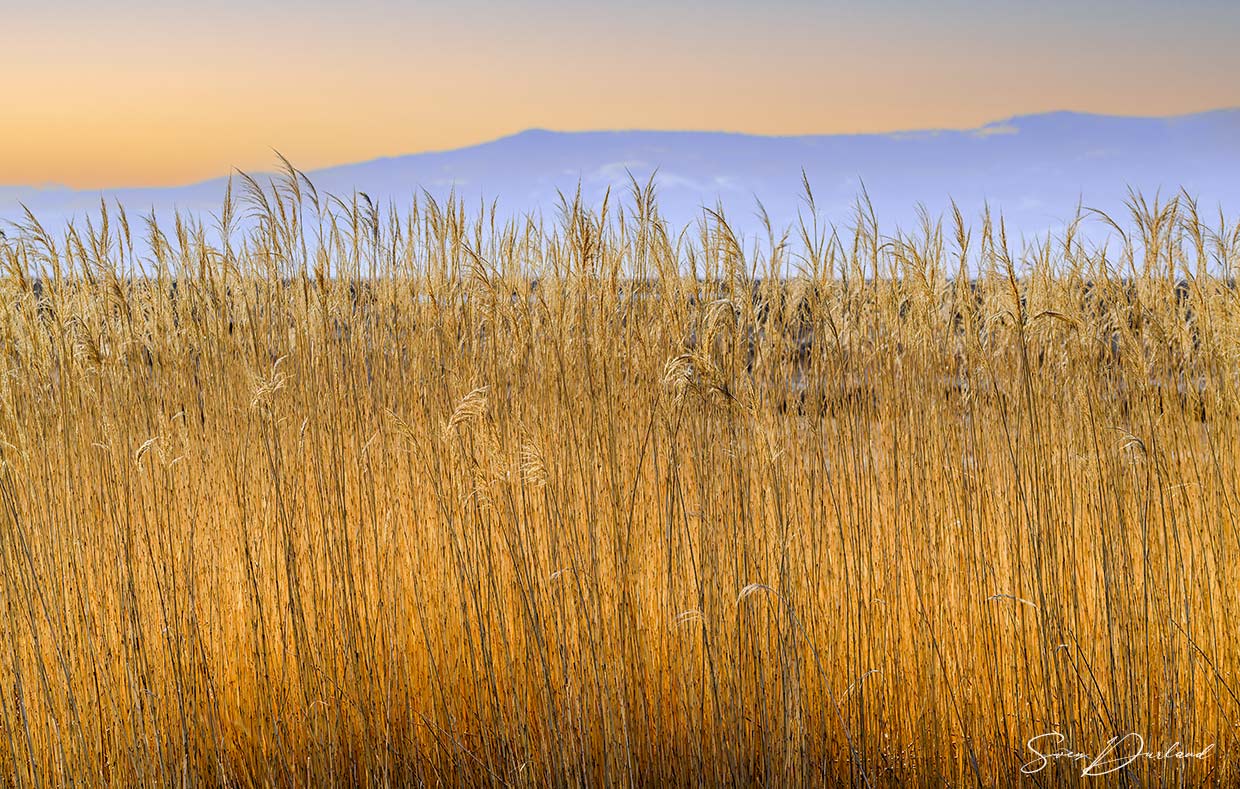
[{"left": 5, "top": 109, "right": 1239, "bottom": 249}]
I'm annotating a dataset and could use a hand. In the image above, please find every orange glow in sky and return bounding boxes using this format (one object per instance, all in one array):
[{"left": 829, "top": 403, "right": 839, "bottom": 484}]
[{"left": 4, "top": 0, "right": 1239, "bottom": 188}]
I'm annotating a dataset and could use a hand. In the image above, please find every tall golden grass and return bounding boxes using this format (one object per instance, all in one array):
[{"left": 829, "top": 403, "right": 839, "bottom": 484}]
[{"left": 0, "top": 170, "right": 1238, "bottom": 786}]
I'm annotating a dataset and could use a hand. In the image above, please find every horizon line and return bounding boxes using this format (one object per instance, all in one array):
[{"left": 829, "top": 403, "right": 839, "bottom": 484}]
[{"left": 6, "top": 105, "right": 1238, "bottom": 195}]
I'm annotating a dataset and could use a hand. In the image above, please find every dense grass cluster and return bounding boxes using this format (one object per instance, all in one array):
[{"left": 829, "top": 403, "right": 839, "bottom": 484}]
[{"left": 1, "top": 171, "right": 1239, "bottom": 786}]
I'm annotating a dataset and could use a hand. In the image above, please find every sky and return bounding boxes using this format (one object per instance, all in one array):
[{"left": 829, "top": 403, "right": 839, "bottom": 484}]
[{"left": 4, "top": 0, "right": 1239, "bottom": 189}]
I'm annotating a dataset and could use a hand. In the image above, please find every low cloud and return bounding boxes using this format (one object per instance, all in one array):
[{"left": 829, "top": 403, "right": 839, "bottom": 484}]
[{"left": 972, "top": 123, "right": 1019, "bottom": 139}]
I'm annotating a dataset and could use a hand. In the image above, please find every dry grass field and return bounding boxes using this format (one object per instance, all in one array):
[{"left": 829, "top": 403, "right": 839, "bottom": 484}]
[{"left": 0, "top": 172, "right": 1237, "bottom": 786}]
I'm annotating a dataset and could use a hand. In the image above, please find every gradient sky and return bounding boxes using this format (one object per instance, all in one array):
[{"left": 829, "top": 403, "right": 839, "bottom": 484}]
[{"left": 5, "top": 0, "right": 1239, "bottom": 188}]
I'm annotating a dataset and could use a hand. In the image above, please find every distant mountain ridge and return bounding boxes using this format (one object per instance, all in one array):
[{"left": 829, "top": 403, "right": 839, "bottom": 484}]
[{"left": 4, "top": 109, "right": 1240, "bottom": 248}]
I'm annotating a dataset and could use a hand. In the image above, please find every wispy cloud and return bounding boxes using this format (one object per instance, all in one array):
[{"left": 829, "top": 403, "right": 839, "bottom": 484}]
[
  {"left": 588, "top": 161, "right": 652, "bottom": 182},
  {"left": 971, "top": 123, "right": 1019, "bottom": 139}
]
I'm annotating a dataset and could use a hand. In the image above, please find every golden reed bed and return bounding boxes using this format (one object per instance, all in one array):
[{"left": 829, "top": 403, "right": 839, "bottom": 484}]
[{"left": 0, "top": 175, "right": 1237, "bottom": 785}]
